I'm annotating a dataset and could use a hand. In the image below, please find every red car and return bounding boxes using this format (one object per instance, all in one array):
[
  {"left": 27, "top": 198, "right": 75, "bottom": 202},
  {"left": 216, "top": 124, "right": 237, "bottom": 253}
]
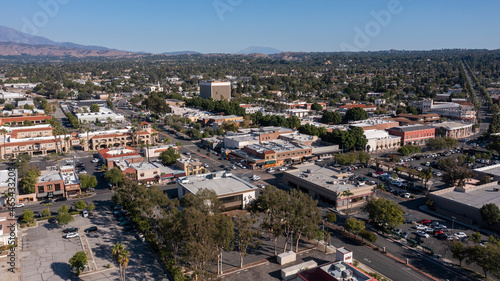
[
  {"left": 376, "top": 170, "right": 384, "bottom": 175},
  {"left": 433, "top": 230, "right": 443, "bottom": 235},
  {"left": 419, "top": 219, "right": 431, "bottom": 225}
]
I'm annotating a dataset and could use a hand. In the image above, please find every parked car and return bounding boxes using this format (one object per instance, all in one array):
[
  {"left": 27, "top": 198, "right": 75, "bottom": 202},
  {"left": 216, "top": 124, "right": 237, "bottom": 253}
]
[
  {"left": 454, "top": 232, "right": 467, "bottom": 239},
  {"left": 401, "top": 231, "right": 409, "bottom": 238},
  {"left": 414, "top": 224, "right": 426, "bottom": 230},
  {"left": 49, "top": 217, "right": 58, "bottom": 224},
  {"left": 257, "top": 184, "right": 266, "bottom": 188},
  {"left": 55, "top": 197, "right": 67, "bottom": 202},
  {"left": 433, "top": 229, "right": 444, "bottom": 236},
  {"left": 65, "top": 232, "right": 79, "bottom": 239},
  {"left": 118, "top": 216, "right": 128, "bottom": 221},
  {"left": 63, "top": 227, "right": 78, "bottom": 233},
  {"left": 437, "top": 233, "right": 449, "bottom": 240},
  {"left": 416, "top": 231, "right": 430, "bottom": 238},
  {"left": 114, "top": 210, "right": 123, "bottom": 216},
  {"left": 113, "top": 205, "right": 123, "bottom": 211},
  {"left": 14, "top": 203, "right": 25, "bottom": 208},
  {"left": 278, "top": 167, "right": 287, "bottom": 171},
  {"left": 84, "top": 226, "right": 98, "bottom": 233},
  {"left": 119, "top": 220, "right": 131, "bottom": 226},
  {"left": 82, "top": 209, "right": 88, "bottom": 218},
  {"left": 419, "top": 219, "right": 431, "bottom": 225}
]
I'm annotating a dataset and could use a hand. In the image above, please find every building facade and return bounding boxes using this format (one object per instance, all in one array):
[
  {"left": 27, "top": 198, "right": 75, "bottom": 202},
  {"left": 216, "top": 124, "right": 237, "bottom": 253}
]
[
  {"left": 199, "top": 81, "right": 231, "bottom": 100},
  {"left": 386, "top": 125, "right": 436, "bottom": 146}
]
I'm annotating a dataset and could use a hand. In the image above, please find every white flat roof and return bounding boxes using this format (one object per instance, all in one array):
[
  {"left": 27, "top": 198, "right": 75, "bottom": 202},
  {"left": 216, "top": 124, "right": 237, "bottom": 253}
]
[{"left": 179, "top": 172, "right": 256, "bottom": 196}]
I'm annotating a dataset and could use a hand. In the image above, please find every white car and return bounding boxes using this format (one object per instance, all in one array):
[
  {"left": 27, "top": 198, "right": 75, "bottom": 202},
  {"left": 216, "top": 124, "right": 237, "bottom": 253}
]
[
  {"left": 257, "top": 184, "right": 265, "bottom": 188},
  {"left": 91, "top": 158, "right": 99, "bottom": 163},
  {"left": 204, "top": 163, "right": 209, "bottom": 168},
  {"left": 266, "top": 169, "right": 275, "bottom": 173},
  {"left": 278, "top": 167, "right": 287, "bottom": 171},
  {"left": 454, "top": 232, "right": 467, "bottom": 239},
  {"left": 65, "top": 159, "right": 73, "bottom": 163},
  {"left": 435, "top": 172, "right": 442, "bottom": 177},
  {"left": 14, "top": 203, "right": 25, "bottom": 208},
  {"left": 252, "top": 175, "right": 261, "bottom": 181},
  {"left": 416, "top": 231, "right": 430, "bottom": 238},
  {"left": 414, "top": 224, "right": 426, "bottom": 230},
  {"left": 66, "top": 232, "right": 79, "bottom": 239}
]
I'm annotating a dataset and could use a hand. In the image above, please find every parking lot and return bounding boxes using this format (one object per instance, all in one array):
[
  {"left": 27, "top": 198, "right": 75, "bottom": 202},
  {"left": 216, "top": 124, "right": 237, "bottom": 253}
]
[{"left": 21, "top": 203, "right": 167, "bottom": 281}]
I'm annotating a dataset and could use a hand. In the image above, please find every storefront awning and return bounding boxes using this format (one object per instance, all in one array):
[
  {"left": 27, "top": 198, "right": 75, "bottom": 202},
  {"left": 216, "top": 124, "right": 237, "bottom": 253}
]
[{"left": 265, "top": 160, "right": 276, "bottom": 164}]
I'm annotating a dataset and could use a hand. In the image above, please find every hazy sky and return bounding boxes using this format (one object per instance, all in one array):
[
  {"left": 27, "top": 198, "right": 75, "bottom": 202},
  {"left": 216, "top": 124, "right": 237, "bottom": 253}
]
[{"left": 1, "top": 0, "right": 499, "bottom": 53}]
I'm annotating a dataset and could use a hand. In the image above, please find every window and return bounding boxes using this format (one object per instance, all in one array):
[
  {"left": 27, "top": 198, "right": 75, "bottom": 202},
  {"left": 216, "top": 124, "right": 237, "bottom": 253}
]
[
  {"left": 55, "top": 184, "right": 61, "bottom": 191},
  {"left": 47, "top": 185, "right": 53, "bottom": 191},
  {"left": 38, "top": 186, "right": 44, "bottom": 193},
  {"left": 140, "top": 173, "right": 145, "bottom": 177},
  {"left": 153, "top": 171, "right": 157, "bottom": 174}
]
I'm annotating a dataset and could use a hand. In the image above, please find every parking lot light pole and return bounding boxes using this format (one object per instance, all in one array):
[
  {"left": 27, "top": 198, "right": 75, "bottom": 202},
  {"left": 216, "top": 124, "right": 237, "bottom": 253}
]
[{"left": 451, "top": 216, "right": 456, "bottom": 231}]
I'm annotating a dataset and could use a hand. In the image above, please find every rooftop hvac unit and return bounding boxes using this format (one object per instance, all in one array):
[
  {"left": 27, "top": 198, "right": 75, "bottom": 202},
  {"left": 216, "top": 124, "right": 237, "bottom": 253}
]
[
  {"left": 334, "top": 264, "right": 346, "bottom": 272},
  {"left": 342, "top": 269, "right": 353, "bottom": 278}
]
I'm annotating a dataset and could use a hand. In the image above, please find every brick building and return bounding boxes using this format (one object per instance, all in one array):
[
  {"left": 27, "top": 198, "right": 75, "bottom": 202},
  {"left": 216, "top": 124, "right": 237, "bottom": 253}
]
[{"left": 386, "top": 125, "right": 436, "bottom": 146}]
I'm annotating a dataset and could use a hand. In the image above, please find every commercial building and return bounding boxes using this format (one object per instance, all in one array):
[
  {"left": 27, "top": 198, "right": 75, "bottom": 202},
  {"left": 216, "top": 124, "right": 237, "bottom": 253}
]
[
  {"left": 397, "top": 113, "right": 441, "bottom": 124},
  {"left": 242, "top": 140, "right": 313, "bottom": 168},
  {"left": 142, "top": 144, "right": 178, "bottom": 158},
  {"left": 429, "top": 122, "right": 474, "bottom": 139},
  {"left": 176, "top": 158, "right": 205, "bottom": 176},
  {"left": 386, "top": 125, "right": 436, "bottom": 146},
  {"left": 286, "top": 109, "right": 310, "bottom": 118},
  {"left": 0, "top": 115, "right": 52, "bottom": 126},
  {"left": 199, "top": 81, "right": 231, "bottom": 100},
  {"left": 0, "top": 124, "right": 74, "bottom": 159},
  {"left": 0, "top": 92, "right": 25, "bottom": 101},
  {"left": 428, "top": 182, "right": 500, "bottom": 231},
  {"left": 75, "top": 107, "right": 125, "bottom": 123},
  {"left": 339, "top": 104, "right": 377, "bottom": 112},
  {"left": 349, "top": 119, "right": 399, "bottom": 131},
  {"left": 0, "top": 211, "right": 17, "bottom": 247},
  {"left": 18, "top": 165, "right": 81, "bottom": 203},
  {"left": 97, "top": 146, "right": 143, "bottom": 168},
  {"left": 364, "top": 129, "right": 401, "bottom": 153},
  {"left": 177, "top": 171, "right": 256, "bottom": 211},
  {"left": 83, "top": 122, "right": 158, "bottom": 151},
  {"left": 410, "top": 99, "right": 476, "bottom": 121},
  {"left": 202, "top": 115, "right": 244, "bottom": 127},
  {"left": 283, "top": 164, "right": 376, "bottom": 209}
]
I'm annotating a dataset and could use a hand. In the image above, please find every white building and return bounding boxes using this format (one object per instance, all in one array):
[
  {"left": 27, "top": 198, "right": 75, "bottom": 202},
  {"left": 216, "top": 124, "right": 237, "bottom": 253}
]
[
  {"left": 0, "top": 92, "right": 25, "bottom": 101},
  {"left": 429, "top": 122, "right": 474, "bottom": 139},
  {"left": 75, "top": 107, "right": 125, "bottom": 123},
  {"left": 177, "top": 171, "right": 256, "bottom": 211},
  {"left": 142, "top": 144, "right": 178, "bottom": 158},
  {"left": 410, "top": 99, "right": 476, "bottom": 121},
  {"left": 286, "top": 109, "right": 310, "bottom": 118},
  {"left": 364, "top": 129, "right": 401, "bottom": 153}
]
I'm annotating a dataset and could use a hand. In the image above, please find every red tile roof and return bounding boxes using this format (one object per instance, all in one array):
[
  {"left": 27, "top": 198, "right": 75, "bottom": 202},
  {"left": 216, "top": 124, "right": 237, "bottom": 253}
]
[{"left": 0, "top": 115, "right": 52, "bottom": 125}]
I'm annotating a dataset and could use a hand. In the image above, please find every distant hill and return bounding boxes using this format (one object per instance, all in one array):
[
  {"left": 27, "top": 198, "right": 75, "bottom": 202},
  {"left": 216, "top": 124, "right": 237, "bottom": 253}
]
[
  {"left": 0, "top": 42, "right": 135, "bottom": 58},
  {"left": 161, "top": 51, "right": 202, "bottom": 55},
  {"left": 237, "top": 46, "right": 282, "bottom": 55},
  {"left": 0, "top": 26, "right": 113, "bottom": 51}
]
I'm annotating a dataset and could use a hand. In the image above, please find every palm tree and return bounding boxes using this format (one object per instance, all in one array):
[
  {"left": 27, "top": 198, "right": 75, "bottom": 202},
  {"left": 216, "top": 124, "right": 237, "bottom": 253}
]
[
  {"left": 341, "top": 190, "right": 354, "bottom": 214},
  {"left": 1, "top": 128, "right": 7, "bottom": 159},
  {"left": 112, "top": 242, "right": 130, "bottom": 281},
  {"left": 420, "top": 168, "right": 433, "bottom": 195}
]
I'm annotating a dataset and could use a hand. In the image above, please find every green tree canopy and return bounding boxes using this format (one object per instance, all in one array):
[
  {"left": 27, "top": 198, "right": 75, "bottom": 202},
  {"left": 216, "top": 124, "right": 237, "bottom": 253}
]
[
  {"left": 104, "top": 167, "right": 125, "bottom": 186},
  {"left": 79, "top": 174, "right": 97, "bottom": 191},
  {"left": 344, "top": 107, "right": 368, "bottom": 122},
  {"left": 90, "top": 104, "right": 100, "bottom": 113},
  {"left": 159, "top": 147, "right": 181, "bottom": 166},
  {"left": 69, "top": 251, "right": 88, "bottom": 276},
  {"left": 480, "top": 203, "right": 500, "bottom": 226},
  {"left": 362, "top": 198, "right": 405, "bottom": 229},
  {"left": 344, "top": 217, "right": 365, "bottom": 234}
]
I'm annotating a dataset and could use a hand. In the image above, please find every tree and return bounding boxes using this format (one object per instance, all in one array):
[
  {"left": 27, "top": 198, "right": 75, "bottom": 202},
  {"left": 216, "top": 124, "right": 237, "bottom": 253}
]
[
  {"left": 78, "top": 174, "right": 97, "bottom": 191},
  {"left": 159, "top": 147, "right": 181, "bottom": 166},
  {"left": 112, "top": 242, "right": 130, "bottom": 281},
  {"left": 471, "top": 232, "right": 482, "bottom": 243},
  {"left": 19, "top": 167, "right": 40, "bottom": 194},
  {"left": 480, "top": 203, "right": 500, "bottom": 226},
  {"left": 74, "top": 200, "right": 87, "bottom": 210},
  {"left": 362, "top": 198, "right": 405, "bottom": 229},
  {"left": 344, "top": 217, "right": 365, "bottom": 234},
  {"left": 359, "top": 230, "right": 377, "bottom": 242},
  {"left": 214, "top": 214, "right": 234, "bottom": 274},
  {"left": 14, "top": 153, "right": 32, "bottom": 177},
  {"left": 426, "top": 137, "right": 458, "bottom": 151},
  {"left": 449, "top": 241, "right": 468, "bottom": 267},
  {"left": 235, "top": 214, "right": 261, "bottom": 268},
  {"left": 87, "top": 204, "right": 96, "bottom": 213},
  {"left": 439, "top": 156, "right": 475, "bottom": 187},
  {"left": 41, "top": 208, "right": 50, "bottom": 217},
  {"left": 419, "top": 168, "right": 433, "bottom": 194},
  {"left": 321, "top": 111, "right": 342, "bottom": 125},
  {"left": 69, "top": 251, "right": 88, "bottom": 276},
  {"left": 104, "top": 167, "right": 124, "bottom": 186},
  {"left": 326, "top": 213, "right": 337, "bottom": 223},
  {"left": 57, "top": 212, "right": 74, "bottom": 227},
  {"left": 344, "top": 107, "right": 368, "bottom": 121},
  {"left": 311, "top": 103, "right": 323, "bottom": 111},
  {"left": 58, "top": 204, "right": 69, "bottom": 214},
  {"left": 22, "top": 209, "right": 34, "bottom": 224},
  {"left": 90, "top": 104, "right": 100, "bottom": 113},
  {"left": 182, "top": 188, "right": 223, "bottom": 215},
  {"left": 341, "top": 190, "right": 354, "bottom": 213}
]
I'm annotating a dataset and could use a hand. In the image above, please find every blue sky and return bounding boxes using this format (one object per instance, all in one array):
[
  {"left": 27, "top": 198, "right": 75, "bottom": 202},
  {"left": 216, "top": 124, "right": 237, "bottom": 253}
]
[{"left": 1, "top": 0, "right": 499, "bottom": 53}]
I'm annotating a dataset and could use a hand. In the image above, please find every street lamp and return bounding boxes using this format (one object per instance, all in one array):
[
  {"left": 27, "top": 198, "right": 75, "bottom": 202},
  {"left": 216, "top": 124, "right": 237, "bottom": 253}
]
[{"left": 451, "top": 216, "right": 456, "bottom": 231}]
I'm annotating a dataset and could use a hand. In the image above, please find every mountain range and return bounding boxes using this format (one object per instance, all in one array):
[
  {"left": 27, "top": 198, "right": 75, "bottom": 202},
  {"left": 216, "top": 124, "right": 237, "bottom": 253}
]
[{"left": 0, "top": 26, "right": 282, "bottom": 58}]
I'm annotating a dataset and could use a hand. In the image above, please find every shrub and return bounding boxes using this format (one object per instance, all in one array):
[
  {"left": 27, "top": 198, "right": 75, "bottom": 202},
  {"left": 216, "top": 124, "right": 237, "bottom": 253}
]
[{"left": 360, "top": 230, "right": 378, "bottom": 243}]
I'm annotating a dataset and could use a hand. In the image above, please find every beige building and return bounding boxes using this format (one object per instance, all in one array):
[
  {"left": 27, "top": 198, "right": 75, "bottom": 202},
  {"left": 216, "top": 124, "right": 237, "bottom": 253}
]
[
  {"left": 176, "top": 158, "right": 205, "bottom": 176},
  {"left": 283, "top": 164, "right": 376, "bottom": 209},
  {"left": 430, "top": 122, "right": 474, "bottom": 139},
  {"left": 364, "top": 129, "right": 401, "bottom": 153},
  {"left": 200, "top": 81, "right": 231, "bottom": 100},
  {"left": 83, "top": 122, "right": 158, "bottom": 151}
]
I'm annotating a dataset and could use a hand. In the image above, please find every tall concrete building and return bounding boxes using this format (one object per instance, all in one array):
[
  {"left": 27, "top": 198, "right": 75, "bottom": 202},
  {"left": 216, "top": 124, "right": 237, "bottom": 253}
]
[{"left": 199, "top": 81, "right": 231, "bottom": 100}]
